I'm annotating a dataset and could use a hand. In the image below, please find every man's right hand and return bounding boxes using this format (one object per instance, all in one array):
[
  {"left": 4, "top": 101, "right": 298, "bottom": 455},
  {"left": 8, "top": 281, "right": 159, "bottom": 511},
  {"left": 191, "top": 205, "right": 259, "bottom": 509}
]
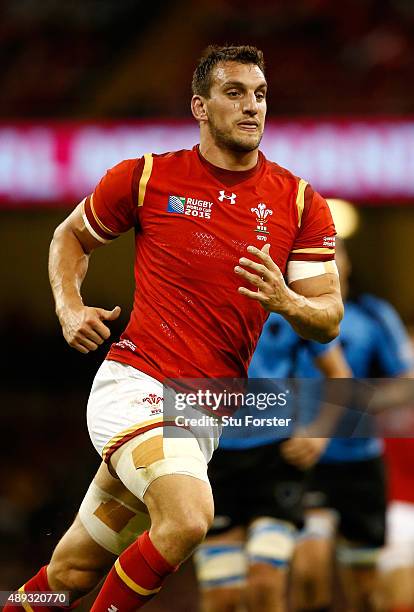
[
  {"left": 59, "top": 305, "right": 121, "bottom": 353},
  {"left": 280, "top": 436, "right": 328, "bottom": 470}
]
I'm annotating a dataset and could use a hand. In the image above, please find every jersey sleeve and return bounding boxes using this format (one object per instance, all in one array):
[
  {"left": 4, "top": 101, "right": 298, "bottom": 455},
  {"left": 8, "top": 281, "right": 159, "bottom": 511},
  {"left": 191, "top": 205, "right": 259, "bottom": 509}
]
[
  {"left": 82, "top": 158, "right": 143, "bottom": 243},
  {"left": 289, "top": 183, "right": 336, "bottom": 262}
]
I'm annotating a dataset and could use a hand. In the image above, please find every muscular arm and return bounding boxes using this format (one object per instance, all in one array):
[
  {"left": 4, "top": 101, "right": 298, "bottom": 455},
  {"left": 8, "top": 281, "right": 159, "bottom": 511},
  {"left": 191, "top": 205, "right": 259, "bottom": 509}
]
[
  {"left": 235, "top": 244, "right": 343, "bottom": 343},
  {"left": 284, "top": 273, "right": 343, "bottom": 343},
  {"left": 49, "top": 203, "right": 120, "bottom": 353}
]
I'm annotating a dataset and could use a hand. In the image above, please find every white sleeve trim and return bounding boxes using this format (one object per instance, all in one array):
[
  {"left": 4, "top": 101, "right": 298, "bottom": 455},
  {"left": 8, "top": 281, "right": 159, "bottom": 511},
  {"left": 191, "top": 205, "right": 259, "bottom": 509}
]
[
  {"left": 81, "top": 201, "right": 110, "bottom": 244},
  {"left": 287, "top": 260, "right": 338, "bottom": 284}
]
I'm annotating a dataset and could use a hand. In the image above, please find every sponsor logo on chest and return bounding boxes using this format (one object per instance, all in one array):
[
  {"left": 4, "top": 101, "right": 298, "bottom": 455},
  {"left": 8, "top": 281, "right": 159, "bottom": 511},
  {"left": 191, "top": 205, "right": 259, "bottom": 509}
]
[{"left": 218, "top": 190, "right": 237, "bottom": 204}]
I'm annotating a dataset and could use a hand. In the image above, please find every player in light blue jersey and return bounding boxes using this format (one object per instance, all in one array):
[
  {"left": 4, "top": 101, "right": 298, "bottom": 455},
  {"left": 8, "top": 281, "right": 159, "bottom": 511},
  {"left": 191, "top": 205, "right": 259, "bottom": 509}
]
[
  {"left": 292, "top": 239, "right": 414, "bottom": 612},
  {"left": 194, "top": 314, "right": 350, "bottom": 612}
]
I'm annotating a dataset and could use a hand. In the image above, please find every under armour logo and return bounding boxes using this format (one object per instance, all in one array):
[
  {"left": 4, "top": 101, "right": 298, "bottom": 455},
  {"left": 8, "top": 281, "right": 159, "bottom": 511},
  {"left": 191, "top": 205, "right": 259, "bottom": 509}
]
[
  {"left": 107, "top": 606, "right": 118, "bottom": 611},
  {"left": 218, "top": 190, "right": 237, "bottom": 205}
]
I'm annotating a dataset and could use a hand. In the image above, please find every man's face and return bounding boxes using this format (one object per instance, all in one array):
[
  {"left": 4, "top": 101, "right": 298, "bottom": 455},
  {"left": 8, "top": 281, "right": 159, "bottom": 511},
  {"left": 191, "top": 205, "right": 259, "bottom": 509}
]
[{"left": 203, "top": 61, "right": 267, "bottom": 153}]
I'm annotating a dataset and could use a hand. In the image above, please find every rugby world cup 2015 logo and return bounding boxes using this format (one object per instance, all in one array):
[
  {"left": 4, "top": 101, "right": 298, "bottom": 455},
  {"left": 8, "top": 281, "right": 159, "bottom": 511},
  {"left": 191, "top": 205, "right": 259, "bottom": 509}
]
[
  {"left": 251, "top": 202, "right": 273, "bottom": 241},
  {"left": 167, "top": 195, "right": 186, "bottom": 213}
]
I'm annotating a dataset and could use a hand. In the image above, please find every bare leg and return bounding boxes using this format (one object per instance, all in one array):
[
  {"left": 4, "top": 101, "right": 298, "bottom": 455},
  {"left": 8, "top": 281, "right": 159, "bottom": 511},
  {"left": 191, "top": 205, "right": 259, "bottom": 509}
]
[
  {"left": 195, "top": 527, "right": 246, "bottom": 612},
  {"left": 339, "top": 564, "right": 380, "bottom": 612},
  {"left": 144, "top": 473, "right": 214, "bottom": 566},
  {"left": 291, "top": 537, "right": 335, "bottom": 611},
  {"left": 246, "top": 563, "right": 288, "bottom": 612}
]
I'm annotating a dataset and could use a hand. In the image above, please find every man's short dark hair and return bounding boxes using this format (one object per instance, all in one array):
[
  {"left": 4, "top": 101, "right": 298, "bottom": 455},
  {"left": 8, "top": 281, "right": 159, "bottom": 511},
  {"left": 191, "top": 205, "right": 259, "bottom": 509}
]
[{"left": 192, "top": 45, "right": 265, "bottom": 98}]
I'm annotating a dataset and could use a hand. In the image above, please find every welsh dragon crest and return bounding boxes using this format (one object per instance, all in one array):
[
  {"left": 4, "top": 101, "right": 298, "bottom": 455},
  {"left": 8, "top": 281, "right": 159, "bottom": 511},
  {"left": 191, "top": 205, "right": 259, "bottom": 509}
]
[{"left": 251, "top": 202, "right": 273, "bottom": 238}]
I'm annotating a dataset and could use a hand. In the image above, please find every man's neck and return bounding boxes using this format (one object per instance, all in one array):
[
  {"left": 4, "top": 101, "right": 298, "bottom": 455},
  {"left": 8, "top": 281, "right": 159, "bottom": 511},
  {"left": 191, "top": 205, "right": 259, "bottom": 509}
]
[{"left": 199, "top": 142, "right": 259, "bottom": 171}]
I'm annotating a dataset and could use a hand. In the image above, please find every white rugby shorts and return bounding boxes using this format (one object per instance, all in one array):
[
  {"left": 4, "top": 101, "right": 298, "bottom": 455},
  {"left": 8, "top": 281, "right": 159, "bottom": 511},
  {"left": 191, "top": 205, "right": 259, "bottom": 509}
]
[{"left": 87, "top": 360, "right": 219, "bottom": 467}]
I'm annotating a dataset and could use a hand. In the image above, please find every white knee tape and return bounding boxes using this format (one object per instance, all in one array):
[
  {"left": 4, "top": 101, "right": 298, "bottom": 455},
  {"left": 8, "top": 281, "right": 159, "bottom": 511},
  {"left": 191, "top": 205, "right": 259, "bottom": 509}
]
[
  {"left": 336, "top": 544, "right": 380, "bottom": 567},
  {"left": 300, "top": 510, "right": 338, "bottom": 541},
  {"left": 194, "top": 543, "right": 247, "bottom": 590},
  {"left": 115, "top": 428, "right": 209, "bottom": 501},
  {"left": 246, "top": 518, "right": 296, "bottom": 567},
  {"left": 78, "top": 481, "right": 150, "bottom": 556}
]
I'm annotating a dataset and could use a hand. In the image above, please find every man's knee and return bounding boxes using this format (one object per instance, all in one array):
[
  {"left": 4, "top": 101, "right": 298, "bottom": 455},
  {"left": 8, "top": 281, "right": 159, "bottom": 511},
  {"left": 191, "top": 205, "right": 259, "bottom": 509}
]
[
  {"left": 156, "top": 504, "right": 213, "bottom": 550},
  {"left": 146, "top": 472, "right": 214, "bottom": 543},
  {"left": 181, "top": 512, "right": 213, "bottom": 545}
]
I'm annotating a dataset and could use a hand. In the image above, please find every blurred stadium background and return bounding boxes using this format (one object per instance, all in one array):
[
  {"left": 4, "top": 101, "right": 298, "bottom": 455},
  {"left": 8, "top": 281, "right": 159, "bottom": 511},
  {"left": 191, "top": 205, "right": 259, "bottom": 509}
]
[{"left": 1, "top": 0, "right": 414, "bottom": 609}]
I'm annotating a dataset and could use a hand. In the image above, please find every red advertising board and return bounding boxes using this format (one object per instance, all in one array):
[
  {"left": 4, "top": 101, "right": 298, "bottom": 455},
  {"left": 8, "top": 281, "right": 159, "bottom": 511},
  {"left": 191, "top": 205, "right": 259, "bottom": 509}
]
[{"left": 0, "top": 120, "right": 413, "bottom": 206}]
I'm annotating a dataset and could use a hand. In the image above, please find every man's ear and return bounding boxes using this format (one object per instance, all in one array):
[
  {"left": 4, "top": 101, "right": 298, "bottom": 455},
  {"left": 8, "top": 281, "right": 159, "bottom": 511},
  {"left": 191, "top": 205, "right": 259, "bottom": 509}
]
[{"left": 191, "top": 95, "right": 208, "bottom": 122}]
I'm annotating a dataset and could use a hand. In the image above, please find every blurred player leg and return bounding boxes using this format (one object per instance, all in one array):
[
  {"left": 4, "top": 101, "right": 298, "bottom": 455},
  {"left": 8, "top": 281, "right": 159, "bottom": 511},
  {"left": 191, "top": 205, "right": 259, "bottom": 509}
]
[
  {"left": 291, "top": 509, "right": 337, "bottom": 612},
  {"left": 334, "top": 456, "right": 386, "bottom": 612},
  {"left": 378, "top": 501, "right": 414, "bottom": 611},
  {"left": 195, "top": 518, "right": 297, "bottom": 612},
  {"left": 245, "top": 517, "right": 296, "bottom": 612},
  {"left": 336, "top": 540, "right": 382, "bottom": 612},
  {"left": 292, "top": 455, "right": 386, "bottom": 612},
  {"left": 195, "top": 527, "right": 247, "bottom": 612},
  {"left": 195, "top": 443, "right": 302, "bottom": 612}
]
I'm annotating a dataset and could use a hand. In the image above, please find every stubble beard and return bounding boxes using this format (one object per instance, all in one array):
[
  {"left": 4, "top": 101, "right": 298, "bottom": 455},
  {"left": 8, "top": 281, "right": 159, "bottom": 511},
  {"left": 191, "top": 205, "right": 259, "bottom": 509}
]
[{"left": 208, "top": 119, "right": 263, "bottom": 153}]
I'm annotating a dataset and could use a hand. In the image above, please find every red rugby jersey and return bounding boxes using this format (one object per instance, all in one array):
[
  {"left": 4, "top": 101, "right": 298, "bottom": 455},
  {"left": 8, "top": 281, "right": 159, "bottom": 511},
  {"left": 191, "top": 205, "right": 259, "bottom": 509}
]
[{"left": 82, "top": 146, "right": 335, "bottom": 382}]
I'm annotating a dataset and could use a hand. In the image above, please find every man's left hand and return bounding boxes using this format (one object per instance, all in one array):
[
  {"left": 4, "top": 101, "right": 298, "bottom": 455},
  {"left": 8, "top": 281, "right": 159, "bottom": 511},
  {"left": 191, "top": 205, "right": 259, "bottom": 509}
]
[{"left": 235, "top": 244, "right": 290, "bottom": 313}]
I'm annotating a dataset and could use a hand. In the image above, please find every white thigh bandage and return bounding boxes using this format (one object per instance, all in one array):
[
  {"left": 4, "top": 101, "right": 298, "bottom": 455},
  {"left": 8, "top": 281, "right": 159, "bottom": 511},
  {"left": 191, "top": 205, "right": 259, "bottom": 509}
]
[
  {"left": 246, "top": 518, "right": 296, "bottom": 567},
  {"left": 78, "top": 481, "right": 150, "bottom": 556},
  {"left": 115, "top": 427, "right": 209, "bottom": 502},
  {"left": 287, "top": 260, "right": 338, "bottom": 284},
  {"left": 194, "top": 543, "right": 247, "bottom": 590}
]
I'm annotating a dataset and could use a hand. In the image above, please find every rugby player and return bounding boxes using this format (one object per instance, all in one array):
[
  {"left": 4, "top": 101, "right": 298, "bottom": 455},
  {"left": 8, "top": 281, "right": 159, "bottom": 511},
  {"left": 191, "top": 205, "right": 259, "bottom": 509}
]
[
  {"left": 194, "top": 314, "right": 351, "bottom": 612},
  {"left": 5, "top": 45, "right": 343, "bottom": 611},
  {"left": 291, "top": 239, "right": 414, "bottom": 612}
]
